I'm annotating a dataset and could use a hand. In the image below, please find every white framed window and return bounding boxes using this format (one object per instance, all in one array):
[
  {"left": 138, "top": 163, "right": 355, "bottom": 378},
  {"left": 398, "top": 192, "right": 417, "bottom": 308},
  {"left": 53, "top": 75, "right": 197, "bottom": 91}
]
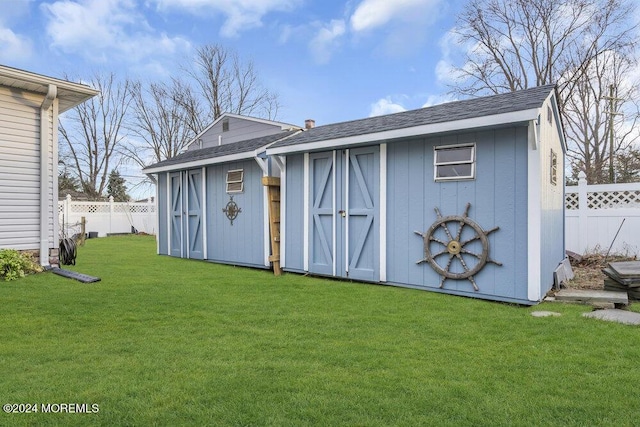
[
  {"left": 226, "top": 169, "right": 244, "bottom": 193},
  {"left": 434, "top": 143, "right": 476, "bottom": 181},
  {"left": 550, "top": 149, "right": 558, "bottom": 186}
]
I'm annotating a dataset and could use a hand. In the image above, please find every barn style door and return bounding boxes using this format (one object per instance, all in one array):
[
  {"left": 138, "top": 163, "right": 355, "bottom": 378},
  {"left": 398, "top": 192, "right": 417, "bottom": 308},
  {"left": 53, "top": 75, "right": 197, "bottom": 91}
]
[
  {"left": 345, "top": 147, "right": 379, "bottom": 281},
  {"left": 309, "top": 152, "right": 337, "bottom": 275},
  {"left": 169, "top": 172, "right": 183, "bottom": 257},
  {"left": 169, "top": 169, "right": 204, "bottom": 259},
  {"left": 308, "top": 147, "right": 379, "bottom": 280},
  {"left": 186, "top": 169, "right": 204, "bottom": 260}
]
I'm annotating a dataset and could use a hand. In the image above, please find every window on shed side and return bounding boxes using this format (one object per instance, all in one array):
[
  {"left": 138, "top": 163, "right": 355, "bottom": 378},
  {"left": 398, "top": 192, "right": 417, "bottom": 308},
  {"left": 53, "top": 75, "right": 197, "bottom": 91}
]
[
  {"left": 550, "top": 149, "right": 558, "bottom": 186},
  {"left": 226, "top": 169, "right": 244, "bottom": 193},
  {"left": 434, "top": 144, "right": 475, "bottom": 181},
  {"left": 222, "top": 118, "right": 229, "bottom": 132}
]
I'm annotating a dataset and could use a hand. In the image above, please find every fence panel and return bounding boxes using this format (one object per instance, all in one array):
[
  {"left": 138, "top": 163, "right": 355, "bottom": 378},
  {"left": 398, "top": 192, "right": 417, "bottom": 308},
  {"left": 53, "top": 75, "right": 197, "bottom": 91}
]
[
  {"left": 565, "top": 172, "right": 640, "bottom": 256},
  {"left": 59, "top": 195, "right": 157, "bottom": 238}
]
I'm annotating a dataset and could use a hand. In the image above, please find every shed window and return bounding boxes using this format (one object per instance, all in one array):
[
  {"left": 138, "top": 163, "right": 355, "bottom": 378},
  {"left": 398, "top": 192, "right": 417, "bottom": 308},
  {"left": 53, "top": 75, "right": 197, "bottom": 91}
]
[
  {"left": 434, "top": 144, "right": 475, "bottom": 181},
  {"left": 222, "top": 118, "right": 229, "bottom": 132},
  {"left": 226, "top": 169, "right": 244, "bottom": 193},
  {"left": 550, "top": 149, "right": 558, "bottom": 186}
]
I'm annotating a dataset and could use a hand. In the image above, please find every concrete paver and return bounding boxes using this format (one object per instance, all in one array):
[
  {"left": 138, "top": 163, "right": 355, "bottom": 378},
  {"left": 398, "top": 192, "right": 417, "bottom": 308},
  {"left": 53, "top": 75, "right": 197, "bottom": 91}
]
[
  {"left": 555, "top": 289, "right": 628, "bottom": 305},
  {"left": 583, "top": 309, "right": 640, "bottom": 325}
]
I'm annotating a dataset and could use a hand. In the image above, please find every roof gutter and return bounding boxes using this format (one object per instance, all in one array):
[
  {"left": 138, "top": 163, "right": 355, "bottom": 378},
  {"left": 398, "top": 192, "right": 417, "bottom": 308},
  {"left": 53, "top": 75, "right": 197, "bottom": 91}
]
[
  {"left": 143, "top": 150, "right": 263, "bottom": 175},
  {"left": 40, "top": 84, "right": 57, "bottom": 266},
  {"left": 144, "top": 130, "right": 303, "bottom": 176}
]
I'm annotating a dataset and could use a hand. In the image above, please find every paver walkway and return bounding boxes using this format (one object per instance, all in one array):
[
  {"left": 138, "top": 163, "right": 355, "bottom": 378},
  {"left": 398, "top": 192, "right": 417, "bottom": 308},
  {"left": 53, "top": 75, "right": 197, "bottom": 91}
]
[{"left": 554, "top": 289, "right": 628, "bottom": 305}]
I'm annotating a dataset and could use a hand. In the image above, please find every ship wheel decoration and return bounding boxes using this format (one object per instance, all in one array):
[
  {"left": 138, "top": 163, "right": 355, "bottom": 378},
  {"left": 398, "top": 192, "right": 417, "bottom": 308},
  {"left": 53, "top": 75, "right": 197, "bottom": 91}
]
[
  {"left": 222, "top": 196, "right": 242, "bottom": 226},
  {"left": 415, "top": 203, "right": 501, "bottom": 291}
]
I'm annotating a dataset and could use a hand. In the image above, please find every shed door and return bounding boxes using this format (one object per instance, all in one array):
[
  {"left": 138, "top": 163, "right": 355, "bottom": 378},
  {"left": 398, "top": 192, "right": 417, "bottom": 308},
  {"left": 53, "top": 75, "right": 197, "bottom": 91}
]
[
  {"left": 169, "top": 170, "right": 204, "bottom": 259},
  {"left": 187, "top": 169, "right": 204, "bottom": 260},
  {"left": 308, "top": 147, "right": 379, "bottom": 280},
  {"left": 346, "top": 147, "right": 379, "bottom": 281},
  {"left": 169, "top": 172, "right": 183, "bottom": 257},
  {"left": 309, "top": 152, "right": 336, "bottom": 276}
]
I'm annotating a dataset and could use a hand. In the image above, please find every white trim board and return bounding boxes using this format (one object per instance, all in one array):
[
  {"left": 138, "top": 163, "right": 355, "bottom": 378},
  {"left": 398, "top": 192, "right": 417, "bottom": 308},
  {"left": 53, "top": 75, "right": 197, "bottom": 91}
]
[
  {"left": 201, "top": 167, "right": 208, "bottom": 260},
  {"left": 303, "top": 153, "right": 309, "bottom": 271},
  {"left": 379, "top": 143, "right": 387, "bottom": 282},
  {"left": 527, "top": 123, "right": 542, "bottom": 302}
]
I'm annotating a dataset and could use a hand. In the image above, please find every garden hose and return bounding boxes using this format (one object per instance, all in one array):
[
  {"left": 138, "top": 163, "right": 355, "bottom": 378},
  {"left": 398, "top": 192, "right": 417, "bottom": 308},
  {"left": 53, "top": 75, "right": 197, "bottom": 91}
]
[{"left": 59, "top": 237, "right": 77, "bottom": 266}]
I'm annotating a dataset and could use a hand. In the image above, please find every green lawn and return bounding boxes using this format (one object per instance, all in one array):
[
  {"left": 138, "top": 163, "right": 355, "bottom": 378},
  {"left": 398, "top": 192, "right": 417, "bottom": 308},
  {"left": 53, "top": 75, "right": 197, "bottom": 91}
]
[{"left": 1, "top": 235, "right": 638, "bottom": 426}]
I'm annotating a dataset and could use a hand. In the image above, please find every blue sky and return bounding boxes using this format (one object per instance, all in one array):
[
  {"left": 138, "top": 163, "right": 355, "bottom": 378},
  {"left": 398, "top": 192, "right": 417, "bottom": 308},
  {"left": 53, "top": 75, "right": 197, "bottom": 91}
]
[
  {"left": 1, "top": 0, "right": 465, "bottom": 127},
  {"left": 1, "top": 0, "right": 471, "bottom": 198}
]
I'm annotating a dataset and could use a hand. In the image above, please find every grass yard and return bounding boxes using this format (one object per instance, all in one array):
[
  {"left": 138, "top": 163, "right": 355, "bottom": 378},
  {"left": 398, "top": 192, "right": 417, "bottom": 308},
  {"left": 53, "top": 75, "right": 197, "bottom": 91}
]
[{"left": 1, "top": 235, "right": 639, "bottom": 426}]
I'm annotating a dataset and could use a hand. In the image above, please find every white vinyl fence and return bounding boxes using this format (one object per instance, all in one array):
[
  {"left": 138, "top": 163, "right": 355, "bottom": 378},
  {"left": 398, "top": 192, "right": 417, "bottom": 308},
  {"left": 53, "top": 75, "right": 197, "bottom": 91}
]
[
  {"left": 565, "top": 172, "right": 640, "bottom": 256},
  {"left": 58, "top": 195, "right": 157, "bottom": 238}
]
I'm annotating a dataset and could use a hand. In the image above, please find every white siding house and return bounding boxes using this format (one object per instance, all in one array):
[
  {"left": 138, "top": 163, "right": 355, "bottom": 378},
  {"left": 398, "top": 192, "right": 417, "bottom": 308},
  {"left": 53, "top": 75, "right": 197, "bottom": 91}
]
[{"left": 0, "top": 64, "right": 98, "bottom": 266}]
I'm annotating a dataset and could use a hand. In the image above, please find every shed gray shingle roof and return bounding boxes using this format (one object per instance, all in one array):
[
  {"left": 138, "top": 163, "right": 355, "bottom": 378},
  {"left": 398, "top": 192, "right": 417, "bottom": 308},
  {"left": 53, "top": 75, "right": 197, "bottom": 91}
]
[
  {"left": 144, "top": 129, "right": 299, "bottom": 172},
  {"left": 271, "top": 84, "right": 556, "bottom": 148}
]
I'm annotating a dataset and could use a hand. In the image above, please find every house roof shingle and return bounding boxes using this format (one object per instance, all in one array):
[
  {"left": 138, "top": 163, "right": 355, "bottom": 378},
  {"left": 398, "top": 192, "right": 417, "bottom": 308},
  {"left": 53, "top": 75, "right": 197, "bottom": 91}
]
[
  {"left": 270, "top": 84, "right": 556, "bottom": 149},
  {"left": 144, "top": 85, "right": 558, "bottom": 173},
  {"left": 143, "top": 129, "right": 299, "bottom": 172}
]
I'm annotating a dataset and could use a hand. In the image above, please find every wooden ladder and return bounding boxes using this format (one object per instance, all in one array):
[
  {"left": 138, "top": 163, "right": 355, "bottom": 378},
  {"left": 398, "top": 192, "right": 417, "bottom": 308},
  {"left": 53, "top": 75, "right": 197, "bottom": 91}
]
[{"left": 262, "top": 176, "right": 282, "bottom": 275}]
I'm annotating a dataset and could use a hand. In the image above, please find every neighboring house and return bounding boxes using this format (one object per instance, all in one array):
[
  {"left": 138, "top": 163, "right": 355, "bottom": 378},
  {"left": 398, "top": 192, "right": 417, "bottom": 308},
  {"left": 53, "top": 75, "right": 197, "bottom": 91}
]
[
  {"left": 143, "top": 115, "right": 301, "bottom": 268},
  {"left": 267, "top": 84, "right": 565, "bottom": 305},
  {"left": 184, "top": 112, "right": 301, "bottom": 151},
  {"left": 0, "top": 64, "right": 98, "bottom": 266},
  {"left": 147, "top": 85, "right": 565, "bottom": 305}
]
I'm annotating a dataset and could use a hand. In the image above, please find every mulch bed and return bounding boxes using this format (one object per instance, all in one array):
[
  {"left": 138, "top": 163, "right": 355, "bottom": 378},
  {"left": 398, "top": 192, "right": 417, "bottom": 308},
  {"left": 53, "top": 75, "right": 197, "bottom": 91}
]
[{"left": 567, "top": 254, "right": 638, "bottom": 290}]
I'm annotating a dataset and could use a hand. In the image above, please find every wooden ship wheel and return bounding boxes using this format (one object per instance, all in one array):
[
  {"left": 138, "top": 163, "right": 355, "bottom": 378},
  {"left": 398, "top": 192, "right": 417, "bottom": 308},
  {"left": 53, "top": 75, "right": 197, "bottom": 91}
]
[{"left": 415, "top": 203, "right": 501, "bottom": 291}]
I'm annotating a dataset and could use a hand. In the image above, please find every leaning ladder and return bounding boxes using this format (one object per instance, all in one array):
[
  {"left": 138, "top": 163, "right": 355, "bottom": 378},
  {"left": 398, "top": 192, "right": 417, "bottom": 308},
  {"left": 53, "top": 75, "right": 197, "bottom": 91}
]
[{"left": 262, "top": 176, "right": 282, "bottom": 276}]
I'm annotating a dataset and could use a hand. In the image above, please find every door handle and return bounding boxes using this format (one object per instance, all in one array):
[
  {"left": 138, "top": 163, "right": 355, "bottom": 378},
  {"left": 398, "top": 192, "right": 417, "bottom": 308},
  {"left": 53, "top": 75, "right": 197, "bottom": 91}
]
[{"left": 338, "top": 210, "right": 346, "bottom": 218}]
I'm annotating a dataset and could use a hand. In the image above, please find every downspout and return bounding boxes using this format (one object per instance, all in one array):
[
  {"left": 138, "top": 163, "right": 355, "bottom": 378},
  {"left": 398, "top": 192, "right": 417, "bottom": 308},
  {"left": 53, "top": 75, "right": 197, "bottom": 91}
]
[
  {"left": 254, "top": 153, "right": 270, "bottom": 267},
  {"left": 40, "top": 84, "right": 57, "bottom": 266}
]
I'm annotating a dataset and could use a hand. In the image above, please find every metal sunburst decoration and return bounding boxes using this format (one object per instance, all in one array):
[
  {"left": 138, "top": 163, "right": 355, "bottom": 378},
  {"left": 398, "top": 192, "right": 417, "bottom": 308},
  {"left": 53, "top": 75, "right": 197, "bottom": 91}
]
[
  {"left": 415, "top": 203, "right": 501, "bottom": 291},
  {"left": 222, "top": 196, "right": 241, "bottom": 225}
]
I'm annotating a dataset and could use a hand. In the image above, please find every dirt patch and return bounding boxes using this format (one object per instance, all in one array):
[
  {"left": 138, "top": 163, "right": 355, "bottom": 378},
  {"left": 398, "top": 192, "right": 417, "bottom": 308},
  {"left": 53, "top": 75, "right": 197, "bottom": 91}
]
[{"left": 566, "top": 253, "right": 638, "bottom": 290}]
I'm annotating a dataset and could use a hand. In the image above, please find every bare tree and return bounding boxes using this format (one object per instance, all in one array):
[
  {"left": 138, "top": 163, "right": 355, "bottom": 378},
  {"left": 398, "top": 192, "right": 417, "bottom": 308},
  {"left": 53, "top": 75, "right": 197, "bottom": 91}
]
[
  {"left": 452, "top": 0, "right": 639, "bottom": 183},
  {"left": 563, "top": 52, "right": 640, "bottom": 183},
  {"left": 187, "top": 44, "right": 280, "bottom": 122},
  {"left": 124, "top": 44, "right": 281, "bottom": 180},
  {"left": 454, "top": 0, "right": 636, "bottom": 98},
  {"left": 59, "top": 73, "right": 134, "bottom": 199},
  {"left": 124, "top": 79, "right": 204, "bottom": 179}
]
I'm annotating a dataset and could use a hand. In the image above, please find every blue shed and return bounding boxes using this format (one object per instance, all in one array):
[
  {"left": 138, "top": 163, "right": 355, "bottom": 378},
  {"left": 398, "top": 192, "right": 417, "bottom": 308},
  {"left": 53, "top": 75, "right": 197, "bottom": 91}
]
[
  {"left": 266, "top": 85, "right": 566, "bottom": 304},
  {"left": 143, "top": 113, "right": 301, "bottom": 268}
]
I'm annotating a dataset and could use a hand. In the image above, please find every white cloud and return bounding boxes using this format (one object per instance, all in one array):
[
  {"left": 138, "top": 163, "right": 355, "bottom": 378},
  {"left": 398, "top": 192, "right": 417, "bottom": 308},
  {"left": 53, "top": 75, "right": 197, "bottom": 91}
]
[
  {"left": 0, "top": 0, "right": 34, "bottom": 63},
  {"left": 0, "top": 27, "right": 33, "bottom": 63},
  {"left": 350, "top": 0, "right": 440, "bottom": 32},
  {"left": 348, "top": 0, "right": 443, "bottom": 57},
  {"left": 435, "top": 59, "right": 457, "bottom": 85},
  {"left": 151, "top": 0, "right": 301, "bottom": 37},
  {"left": 369, "top": 97, "right": 406, "bottom": 117},
  {"left": 435, "top": 28, "right": 474, "bottom": 86},
  {"left": 422, "top": 93, "right": 457, "bottom": 107},
  {"left": 41, "top": 0, "right": 191, "bottom": 66},
  {"left": 309, "top": 20, "right": 346, "bottom": 64}
]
